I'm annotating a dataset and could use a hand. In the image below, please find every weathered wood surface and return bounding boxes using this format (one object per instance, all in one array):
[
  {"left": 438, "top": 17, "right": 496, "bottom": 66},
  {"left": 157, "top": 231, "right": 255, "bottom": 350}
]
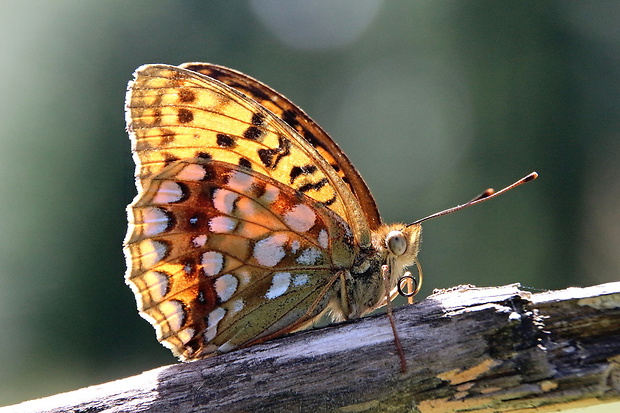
[{"left": 3, "top": 282, "right": 619, "bottom": 413}]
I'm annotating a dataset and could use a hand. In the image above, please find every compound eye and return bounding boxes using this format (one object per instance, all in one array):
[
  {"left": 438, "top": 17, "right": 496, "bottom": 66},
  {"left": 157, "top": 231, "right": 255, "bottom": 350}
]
[{"left": 386, "top": 230, "right": 407, "bottom": 256}]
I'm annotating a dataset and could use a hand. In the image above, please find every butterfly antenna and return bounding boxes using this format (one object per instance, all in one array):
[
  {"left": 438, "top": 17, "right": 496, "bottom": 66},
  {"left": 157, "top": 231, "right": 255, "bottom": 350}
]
[{"left": 408, "top": 172, "right": 538, "bottom": 227}]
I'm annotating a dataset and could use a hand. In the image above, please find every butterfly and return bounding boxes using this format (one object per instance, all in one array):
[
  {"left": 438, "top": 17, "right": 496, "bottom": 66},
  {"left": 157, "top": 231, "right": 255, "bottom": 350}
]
[{"left": 124, "top": 62, "right": 537, "bottom": 363}]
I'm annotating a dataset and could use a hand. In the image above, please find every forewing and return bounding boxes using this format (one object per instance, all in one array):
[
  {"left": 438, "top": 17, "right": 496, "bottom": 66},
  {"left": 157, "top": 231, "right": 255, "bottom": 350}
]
[
  {"left": 124, "top": 159, "right": 355, "bottom": 360},
  {"left": 180, "top": 62, "right": 382, "bottom": 230},
  {"left": 126, "top": 64, "right": 372, "bottom": 245}
]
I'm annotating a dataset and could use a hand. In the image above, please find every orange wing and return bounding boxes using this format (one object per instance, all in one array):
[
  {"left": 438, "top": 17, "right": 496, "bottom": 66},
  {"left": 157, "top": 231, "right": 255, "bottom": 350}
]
[
  {"left": 126, "top": 64, "right": 373, "bottom": 246},
  {"left": 181, "top": 63, "right": 382, "bottom": 231},
  {"left": 125, "top": 159, "right": 355, "bottom": 359}
]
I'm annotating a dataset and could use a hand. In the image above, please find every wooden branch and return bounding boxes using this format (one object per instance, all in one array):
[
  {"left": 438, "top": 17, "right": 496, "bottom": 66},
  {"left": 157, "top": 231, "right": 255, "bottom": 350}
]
[{"left": 4, "top": 282, "right": 620, "bottom": 413}]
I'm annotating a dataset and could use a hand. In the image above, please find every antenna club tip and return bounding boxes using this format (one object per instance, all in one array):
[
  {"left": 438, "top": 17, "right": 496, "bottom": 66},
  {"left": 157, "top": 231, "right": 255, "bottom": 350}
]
[{"left": 409, "top": 170, "right": 539, "bottom": 225}]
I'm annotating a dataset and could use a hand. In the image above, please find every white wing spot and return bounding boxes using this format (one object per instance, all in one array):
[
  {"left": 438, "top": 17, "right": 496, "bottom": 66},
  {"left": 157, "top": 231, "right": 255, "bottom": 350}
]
[
  {"left": 177, "top": 328, "right": 195, "bottom": 345},
  {"left": 183, "top": 262, "right": 192, "bottom": 275},
  {"left": 230, "top": 299, "right": 244, "bottom": 314},
  {"left": 227, "top": 170, "right": 254, "bottom": 193},
  {"left": 235, "top": 197, "right": 256, "bottom": 218},
  {"left": 205, "top": 307, "right": 226, "bottom": 342},
  {"left": 215, "top": 274, "right": 238, "bottom": 302},
  {"left": 158, "top": 300, "right": 184, "bottom": 332},
  {"left": 261, "top": 184, "right": 280, "bottom": 204},
  {"left": 284, "top": 204, "right": 316, "bottom": 232},
  {"left": 141, "top": 207, "right": 169, "bottom": 236},
  {"left": 296, "top": 248, "right": 321, "bottom": 265},
  {"left": 290, "top": 239, "right": 300, "bottom": 253},
  {"left": 237, "top": 269, "right": 251, "bottom": 286},
  {"left": 176, "top": 163, "right": 206, "bottom": 181},
  {"left": 152, "top": 180, "right": 184, "bottom": 204},
  {"left": 209, "top": 216, "right": 238, "bottom": 233},
  {"left": 265, "top": 272, "right": 291, "bottom": 299},
  {"left": 141, "top": 271, "right": 169, "bottom": 301},
  {"left": 292, "top": 273, "right": 309, "bottom": 287},
  {"left": 139, "top": 239, "right": 168, "bottom": 268},
  {"left": 318, "top": 229, "right": 329, "bottom": 249},
  {"left": 201, "top": 251, "right": 223, "bottom": 277},
  {"left": 192, "top": 234, "right": 207, "bottom": 248},
  {"left": 254, "top": 233, "right": 287, "bottom": 267},
  {"left": 213, "top": 189, "right": 238, "bottom": 214}
]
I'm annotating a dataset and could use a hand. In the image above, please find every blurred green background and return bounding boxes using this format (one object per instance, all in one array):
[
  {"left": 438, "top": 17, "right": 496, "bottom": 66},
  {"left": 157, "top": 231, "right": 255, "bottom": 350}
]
[{"left": 1, "top": 1, "right": 618, "bottom": 410}]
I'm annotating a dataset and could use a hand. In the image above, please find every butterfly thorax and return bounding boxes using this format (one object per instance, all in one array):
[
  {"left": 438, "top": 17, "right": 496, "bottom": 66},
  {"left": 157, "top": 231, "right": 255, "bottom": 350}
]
[{"left": 333, "top": 223, "right": 422, "bottom": 320}]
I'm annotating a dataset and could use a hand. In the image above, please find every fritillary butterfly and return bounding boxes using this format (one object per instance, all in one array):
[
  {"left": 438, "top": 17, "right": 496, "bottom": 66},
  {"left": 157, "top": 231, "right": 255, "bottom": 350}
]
[{"left": 124, "top": 63, "right": 537, "bottom": 361}]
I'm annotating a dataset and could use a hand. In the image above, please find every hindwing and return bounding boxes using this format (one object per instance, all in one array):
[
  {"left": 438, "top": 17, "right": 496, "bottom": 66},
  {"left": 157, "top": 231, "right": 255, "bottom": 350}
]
[{"left": 125, "top": 159, "right": 356, "bottom": 359}]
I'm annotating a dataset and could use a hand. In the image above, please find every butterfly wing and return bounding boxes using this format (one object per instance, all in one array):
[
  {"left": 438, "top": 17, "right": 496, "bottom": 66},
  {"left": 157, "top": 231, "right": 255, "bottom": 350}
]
[
  {"left": 180, "top": 62, "right": 382, "bottom": 231},
  {"left": 126, "top": 64, "right": 372, "bottom": 246},
  {"left": 125, "top": 159, "right": 355, "bottom": 359}
]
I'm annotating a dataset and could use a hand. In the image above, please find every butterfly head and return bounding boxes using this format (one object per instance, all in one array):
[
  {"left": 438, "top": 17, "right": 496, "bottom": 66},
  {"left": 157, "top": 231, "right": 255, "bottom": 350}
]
[
  {"left": 347, "top": 223, "right": 422, "bottom": 318},
  {"left": 385, "top": 224, "right": 422, "bottom": 274},
  {"left": 376, "top": 223, "right": 424, "bottom": 302},
  {"left": 376, "top": 171, "right": 539, "bottom": 307}
]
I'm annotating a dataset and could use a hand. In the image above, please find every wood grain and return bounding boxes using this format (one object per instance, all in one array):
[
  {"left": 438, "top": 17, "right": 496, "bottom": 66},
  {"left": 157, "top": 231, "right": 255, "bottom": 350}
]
[{"left": 3, "top": 282, "right": 619, "bottom": 413}]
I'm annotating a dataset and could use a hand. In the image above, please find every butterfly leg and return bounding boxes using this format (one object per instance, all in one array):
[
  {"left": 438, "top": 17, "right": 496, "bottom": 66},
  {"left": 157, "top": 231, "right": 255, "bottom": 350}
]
[
  {"left": 339, "top": 270, "right": 350, "bottom": 318},
  {"left": 382, "top": 264, "right": 407, "bottom": 373}
]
